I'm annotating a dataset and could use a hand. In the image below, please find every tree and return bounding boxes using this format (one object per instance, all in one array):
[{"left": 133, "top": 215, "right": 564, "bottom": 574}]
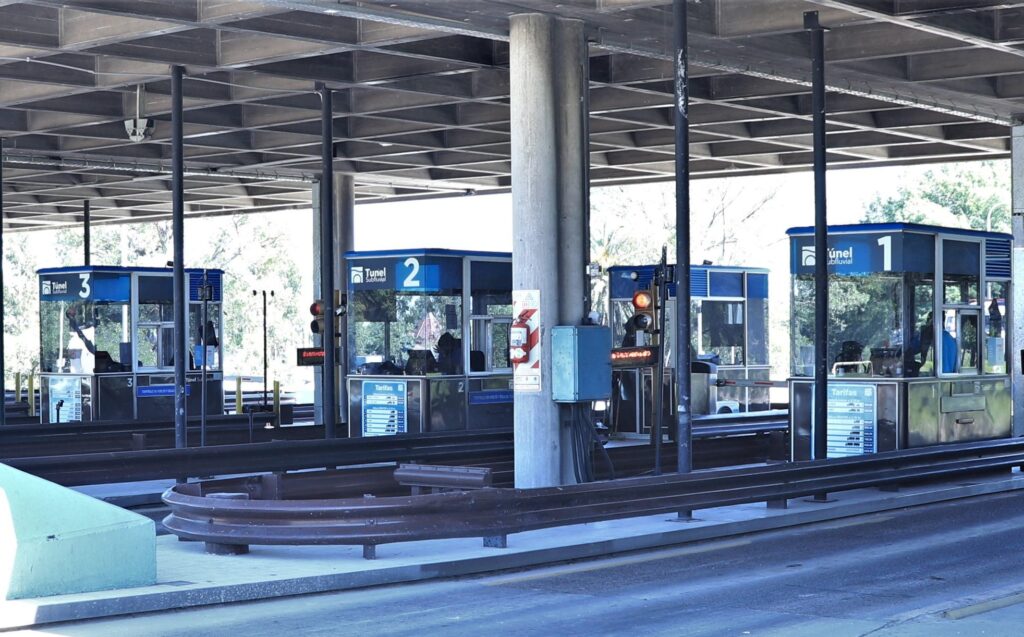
[
  {"left": 860, "top": 161, "right": 1009, "bottom": 231},
  {"left": 588, "top": 181, "right": 778, "bottom": 315}
]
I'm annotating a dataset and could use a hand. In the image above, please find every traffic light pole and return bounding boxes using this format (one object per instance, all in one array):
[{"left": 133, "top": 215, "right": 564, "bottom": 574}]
[
  {"left": 317, "top": 82, "right": 337, "bottom": 439},
  {"left": 652, "top": 247, "right": 668, "bottom": 475}
]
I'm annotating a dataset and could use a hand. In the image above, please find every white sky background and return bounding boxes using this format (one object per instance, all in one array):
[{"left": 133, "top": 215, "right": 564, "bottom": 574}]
[{"left": 352, "top": 163, "right": 939, "bottom": 254}]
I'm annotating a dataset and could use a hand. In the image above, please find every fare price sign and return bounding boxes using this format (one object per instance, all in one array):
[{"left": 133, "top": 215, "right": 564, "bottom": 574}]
[{"left": 825, "top": 383, "right": 878, "bottom": 458}]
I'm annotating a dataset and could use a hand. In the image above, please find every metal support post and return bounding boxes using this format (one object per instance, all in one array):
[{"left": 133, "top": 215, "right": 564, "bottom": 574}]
[
  {"left": 806, "top": 12, "right": 829, "bottom": 463},
  {"left": 200, "top": 270, "right": 210, "bottom": 447},
  {"left": 252, "top": 289, "right": 274, "bottom": 408},
  {"left": 83, "top": 200, "right": 90, "bottom": 266},
  {"left": 1011, "top": 125, "right": 1024, "bottom": 438},
  {"left": 317, "top": 82, "right": 337, "bottom": 438},
  {"left": 171, "top": 64, "right": 186, "bottom": 450},
  {"left": 333, "top": 173, "right": 355, "bottom": 431},
  {"left": 653, "top": 248, "right": 668, "bottom": 475},
  {"left": 673, "top": 0, "right": 692, "bottom": 475}
]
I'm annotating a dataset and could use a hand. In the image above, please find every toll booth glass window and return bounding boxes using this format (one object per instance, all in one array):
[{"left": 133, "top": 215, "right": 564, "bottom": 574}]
[
  {"left": 349, "top": 289, "right": 463, "bottom": 375},
  {"left": 701, "top": 300, "right": 744, "bottom": 366},
  {"left": 469, "top": 261, "right": 512, "bottom": 372},
  {"left": 747, "top": 297, "right": 769, "bottom": 366},
  {"left": 941, "top": 309, "right": 980, "bottom": 373},
  {"left": 137, "top": 275, "right": 175, "bottom": 370},
  {"left": 905, "top": 274, "right": 936, "bottom": 378},
  {"left": 610, "top": 300, "right": 634, "bottom": 347},
  {"left": 792, "top": 274, "right": 903, "bottom": 378},
  {"left": 39, "top": 300, "right": 131, "bottom": 374},
  {"left": 189, "top": 305, "right": 222, "bottom": 371},
  {"left": 983, "top": 281, "right": 1007, "bottom": 374},
  {"left": 942, "top": 240, "right": 980, "bottom": 305}
]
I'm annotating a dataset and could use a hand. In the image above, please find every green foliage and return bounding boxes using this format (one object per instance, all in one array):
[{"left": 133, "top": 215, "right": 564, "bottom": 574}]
[
  {"left": 3, "top": 211, "right": 311, "bottom": 388},
  {"left": 860, "top": 161, "right": 1009, "bottom": 231}
]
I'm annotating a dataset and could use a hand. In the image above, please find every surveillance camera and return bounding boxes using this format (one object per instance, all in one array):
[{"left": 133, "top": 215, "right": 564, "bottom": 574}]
[{"left": 124, "top": 117, "right": 155, "bottom": 143}]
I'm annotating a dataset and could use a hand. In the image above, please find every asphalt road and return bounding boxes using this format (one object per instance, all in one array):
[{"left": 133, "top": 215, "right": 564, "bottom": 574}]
[{"left": 19, "top": 490, "right": 1024, "bottom": 637}]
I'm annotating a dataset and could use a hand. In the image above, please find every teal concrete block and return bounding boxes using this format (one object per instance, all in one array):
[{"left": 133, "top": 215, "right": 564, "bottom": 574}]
[{"left": 0, "top": 463, "right": 156, "bottom": 600}]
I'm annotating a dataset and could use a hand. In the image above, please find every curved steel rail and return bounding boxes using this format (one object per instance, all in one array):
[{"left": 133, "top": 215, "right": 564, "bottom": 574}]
[{"left": 162, "top": 437, "right": 1024, "bottom": 550}]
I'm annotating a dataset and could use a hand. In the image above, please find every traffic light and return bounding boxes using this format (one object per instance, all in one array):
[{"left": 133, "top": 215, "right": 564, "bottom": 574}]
[
  {"left": 630, "top": 287, "right": 656, "bottom": 333},
  {"left": 310, "top": 299, "right": 325, "bottom": 334}
]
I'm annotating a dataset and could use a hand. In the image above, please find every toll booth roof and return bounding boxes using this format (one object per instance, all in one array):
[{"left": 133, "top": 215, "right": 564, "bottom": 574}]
[
  {"left": 785, "top": 222, "right": 1011, "bottom": 240},
  {"left": 345, "top": 249, "right": 510, "bottom": 260},
  {"left": 607, "top": 264, "right": 769, "bottom": 301},
  {"left": 37, "top": 266, "right": 225, "bottom": 275}
]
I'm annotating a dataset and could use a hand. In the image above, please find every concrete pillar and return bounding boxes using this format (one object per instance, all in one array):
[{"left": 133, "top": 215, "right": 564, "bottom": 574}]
[
  {"left": 1011, "top": 126, "right": 1024, "bottom": 437},
  {"left": 333, "top": 173, "right": 355, "bottom": 429},
  {"left": 311, "top": 182, "right": 323, "bottom": 426},
  {"left": 510, "top": 13, "right": 588, "bottom": 488}
]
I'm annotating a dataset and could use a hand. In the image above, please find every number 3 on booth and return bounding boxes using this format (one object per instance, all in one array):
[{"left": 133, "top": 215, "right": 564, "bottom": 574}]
[{"left": 398, "top": 257, "right": 421, "bottom": 290}]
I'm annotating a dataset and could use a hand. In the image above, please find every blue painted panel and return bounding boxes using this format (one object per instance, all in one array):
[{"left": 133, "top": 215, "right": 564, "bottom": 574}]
[
  {"left": 39, "top": 272, "right": 130, "bottom": 303},
  {"left": 468, "top": 389, "right": 513, "bottom": 405},
  {"left": 137, "top": 384, "right": 191, "bottom": 398},
  {"left": 709, "top": 271, "right": 743, "bottom": 297},
  {"left": 747, "top": 273, "right": 768, "bottom": 299},
  {"left": 349, "top": 256, "right": 462, "bottom": 292}
]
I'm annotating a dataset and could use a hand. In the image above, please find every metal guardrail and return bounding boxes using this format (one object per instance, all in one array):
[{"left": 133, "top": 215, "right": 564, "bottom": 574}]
[
  {"left": 162, "top": 437, "right": 1024, "bottom": 558},
  {"left": 0, "top": 412, "right": 291, "bottom": 457},
  {"left": 6, "top": 429, "right": 516, "bottom": 486},
  {"left": 4, "top": 415, "right": 787, "bottom": 486}
]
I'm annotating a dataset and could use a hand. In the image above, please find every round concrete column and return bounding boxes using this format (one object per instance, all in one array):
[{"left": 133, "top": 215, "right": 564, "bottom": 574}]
[{"left": 510, "top": 13, "right": 588, "bottom": 488}]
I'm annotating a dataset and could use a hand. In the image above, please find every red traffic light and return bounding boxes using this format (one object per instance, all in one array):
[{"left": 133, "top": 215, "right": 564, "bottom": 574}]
[
  {"left": 632, "top": 291, "right": 653, "bottom": 310},
  {"left": 310, "top": 300, "right": 324, "bottom": 316}
]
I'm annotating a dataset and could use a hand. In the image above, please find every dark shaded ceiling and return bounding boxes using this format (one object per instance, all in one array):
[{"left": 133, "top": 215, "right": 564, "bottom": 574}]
[{"left": 0, "top": 0, "right": 1019, "bottom": 229}]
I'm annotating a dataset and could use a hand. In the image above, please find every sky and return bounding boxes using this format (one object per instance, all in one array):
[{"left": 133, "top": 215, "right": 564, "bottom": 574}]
[{"left": 352, "top": 163, "right": 941, "bottom": 254}]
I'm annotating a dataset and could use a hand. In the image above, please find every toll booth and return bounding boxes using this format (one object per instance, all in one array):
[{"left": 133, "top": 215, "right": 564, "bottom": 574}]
[
  {"left": 37, "top": 266, "right": 225, "bottom": 424},
  {"left": 606, "top": 264, "right": 771, "bottom": 436},
  {"left": 346, "top": 249, "right": 513, "bottom": 435},
  {"left": 787, "top": 223, "right": 1012, "bottom": 460}
]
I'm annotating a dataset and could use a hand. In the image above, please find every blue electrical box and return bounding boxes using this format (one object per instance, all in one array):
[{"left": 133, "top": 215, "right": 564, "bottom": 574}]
[{"left": 551, "top": 325, "right": 612, "bottom": 403}]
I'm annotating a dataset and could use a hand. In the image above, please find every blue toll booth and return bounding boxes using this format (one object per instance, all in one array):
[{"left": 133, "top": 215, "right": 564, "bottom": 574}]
[
  {"left": 606, "top": 264, "right": 771, "bottom": 436},
  {"left": 787, "top": 223, "right": 1012, "bottom": 460},
  {"left": 37, "top": 266, "right": 225, "bottom": 424},
  {"left": 345, "top": 249, "right": 513, "bottom": 436}
]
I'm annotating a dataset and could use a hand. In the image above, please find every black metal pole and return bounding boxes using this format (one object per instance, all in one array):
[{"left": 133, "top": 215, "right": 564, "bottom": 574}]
[
  {"left": 83, "top": 200, "right": 90, "bottom": 266},
  {"left": 318, "top": 82, "right": 337, "bottom": 438},
  {"left": 200, "top": 270, "right": 209, "bottom": 447},
  {"left": 263, "top": 290, "right": 268, "bottom": 407},
  {"left": 806, "top": 12, "right": 829, "bottom": 462},
  {"left": 171, "top": 64, "right": 187, "bottom": 450},
  {"left": 652, "top": 247, "right": 668, "bottom": 475},
  {"left": 673, "top": 0, "right": 692, "bottom": 475},
  {"left": 0, "top": 138, "right": 5, "bottom": 428}
]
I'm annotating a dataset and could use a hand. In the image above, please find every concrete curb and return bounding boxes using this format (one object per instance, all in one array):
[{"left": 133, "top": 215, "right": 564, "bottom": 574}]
[{"left": 4, "top": 474, "right": 1024, "bottom": 631}]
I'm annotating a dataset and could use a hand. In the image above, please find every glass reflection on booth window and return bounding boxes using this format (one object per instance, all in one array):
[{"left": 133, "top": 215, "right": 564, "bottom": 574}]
[
  {"left": 983, "top": 281, "right": 1007, "bottom": 374},
  {"left": 905, "top": 274, "right": 935, "bottom": 377},
  {"left": 791, "top": 274, "right": 904, "bottom": 378},
  {"left": 39, "top": 300, "right": 131, "bottom": 374},
  {"left": 349, "top": 288, "right": 463, "bottom": 375},
  {"left": 702, "top": 300, "right": 744, "bottom": 366},
  {"left": 942, "top": 240, "right": 980, "bottom": 305}
]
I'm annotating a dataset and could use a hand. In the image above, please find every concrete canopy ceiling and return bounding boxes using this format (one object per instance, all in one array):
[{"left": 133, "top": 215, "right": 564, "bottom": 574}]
[{"left": 0, "top": 0, "right": 1020, "bottom": 229}]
